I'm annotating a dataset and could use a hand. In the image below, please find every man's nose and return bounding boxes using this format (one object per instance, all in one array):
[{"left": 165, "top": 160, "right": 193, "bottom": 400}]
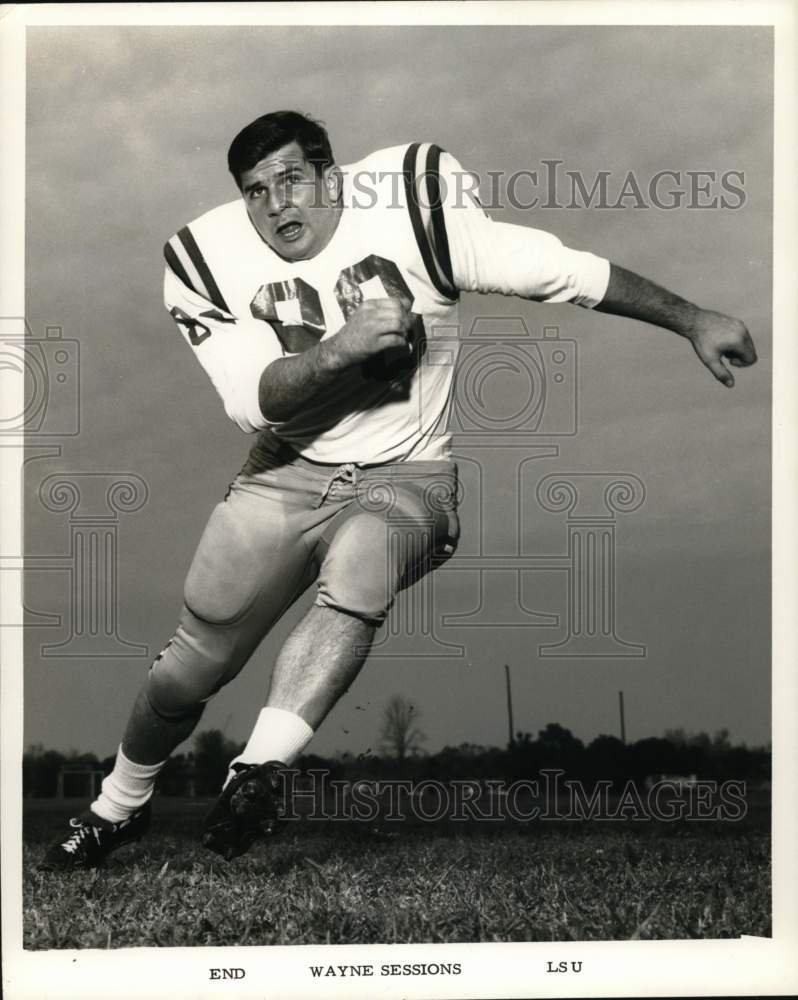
[{"left": 266, "top": 189, "right": 288, "bottom": 216}]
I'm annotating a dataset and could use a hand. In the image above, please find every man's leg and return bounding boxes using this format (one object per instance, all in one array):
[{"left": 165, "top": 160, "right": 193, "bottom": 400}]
[
  {"left": 121, "top": 686, "right": 204, "bottom": 765},
  {"left": 269, "top": 605, "right": 373, "bottom": 728},
  {"left": 203, "top": 462, "right": 462, "bottom": 859},
  {"left": 85, "top": 689, "right": 203, "bottom": 825},
  {"left": 224, "top": 606, "right": 373, "bottom": 775},
  {"left": 40, "top": 479, "right": 317, "bottom": 869},
  {"left": 88, "top": 607, "right": 250, "bottom": 824},
  {"left": 223, "top": 476, "right": 456, "bottom": 782},
  {"left": 93, "top": 476, "right": 320, "bottom": 824},
  {"left": 204, "top": 515, "right": 389, "bottom": 857},
  {"left": 82, "top": 590, "right": 304, "bottom": 828}
]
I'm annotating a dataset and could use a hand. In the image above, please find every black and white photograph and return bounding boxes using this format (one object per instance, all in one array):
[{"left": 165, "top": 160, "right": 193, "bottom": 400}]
[{"left": 1, "top": 3, "right": 796, "bottom": 998}]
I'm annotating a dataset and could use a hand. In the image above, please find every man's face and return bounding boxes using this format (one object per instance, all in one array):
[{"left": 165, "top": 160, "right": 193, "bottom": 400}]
[{"left": 239, "top": 141, "right": 340, "bottom": 261}]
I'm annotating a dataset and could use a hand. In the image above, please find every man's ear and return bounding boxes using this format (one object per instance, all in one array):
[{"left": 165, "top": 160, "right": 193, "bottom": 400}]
[{"left": 324, "top": 165, "right": 343, "bottom": 202}]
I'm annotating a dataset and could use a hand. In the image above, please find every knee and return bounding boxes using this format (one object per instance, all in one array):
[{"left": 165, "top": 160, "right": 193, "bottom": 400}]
[
  {"left": 146, "top": 663, "right": 211, "bottom": 719},
  {"left": 146, "top": 654, "right": 219, "bottom": 719},
  {"left": 145, "top": 613, "right": 246, "bottom": 717}
]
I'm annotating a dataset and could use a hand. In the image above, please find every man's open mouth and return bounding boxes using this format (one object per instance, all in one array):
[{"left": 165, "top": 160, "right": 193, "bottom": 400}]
[{"left": 276, "top": 221, "right": 303, "bottom": 240}]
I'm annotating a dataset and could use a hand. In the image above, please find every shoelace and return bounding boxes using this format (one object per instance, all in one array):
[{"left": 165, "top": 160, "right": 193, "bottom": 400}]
[{"left": 61, "top": 819, "right": 101, "bottom": 854}]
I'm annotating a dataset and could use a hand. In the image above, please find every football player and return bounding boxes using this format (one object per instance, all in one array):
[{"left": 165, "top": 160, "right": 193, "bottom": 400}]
[{"left": 41, "top": 111, "right": 756, "bottom": 869}]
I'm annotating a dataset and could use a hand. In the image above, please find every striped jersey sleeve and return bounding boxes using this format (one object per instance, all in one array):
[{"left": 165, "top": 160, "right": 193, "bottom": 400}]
[
  {"left": 404, "top": 144, "right": 610, "bottom": 308},
  {"left": 163, "top": 241, "right": 282, "bottom": 433},
  {"left": 163, "top": 225, "right": 232, "bottom": 314}
]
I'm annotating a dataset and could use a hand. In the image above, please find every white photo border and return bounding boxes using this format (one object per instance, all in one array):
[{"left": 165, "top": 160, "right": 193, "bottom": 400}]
[{"left": 2, "top": 2, "right": 795, "bottom": 998}]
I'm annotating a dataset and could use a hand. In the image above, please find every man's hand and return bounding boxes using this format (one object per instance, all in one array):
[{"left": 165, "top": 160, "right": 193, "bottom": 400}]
[
  {"left": 596, "top": 264, "right": 757, "bottom": 389},
  {"left": 686, "top": 309, "right": 758, "bottom": 388},
  {"left": 258, "top": 298, "right": 415, "bottom": 422},
  {"left": 321, "top": 298, "right": 414, "bottom": 370}
]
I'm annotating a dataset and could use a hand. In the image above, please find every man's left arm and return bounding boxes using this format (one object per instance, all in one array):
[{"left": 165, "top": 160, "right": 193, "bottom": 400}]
[
  {"left": 595, "top": 263, "right": 757, "bottom": 387},
  {"left": 437, "top": 150, "right": 757, "bottom": 387}
]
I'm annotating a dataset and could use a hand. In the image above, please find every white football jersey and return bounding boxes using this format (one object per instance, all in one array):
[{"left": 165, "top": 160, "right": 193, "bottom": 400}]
[{"left": 164, "top": 143, "right": 609, "bottom": 463}]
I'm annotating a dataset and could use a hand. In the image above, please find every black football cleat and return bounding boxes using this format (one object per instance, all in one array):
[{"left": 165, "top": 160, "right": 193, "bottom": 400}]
[
  {"left": 38, "top": 804, "right": 151, "bottom": 872},
  {"left": 201, "top": 761, "right": 285, "bottom": 861}
]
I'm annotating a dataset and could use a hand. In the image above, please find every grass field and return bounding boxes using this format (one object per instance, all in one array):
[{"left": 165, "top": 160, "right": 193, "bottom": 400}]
[{"left": 23, "top": 797, "right": 771, "bottom": 949}]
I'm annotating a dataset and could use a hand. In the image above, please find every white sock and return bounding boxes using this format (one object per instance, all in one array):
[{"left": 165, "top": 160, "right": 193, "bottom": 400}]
[
  {"left": 224, "top": 707, "right": 314, "bottom": 787},
  {"left": 91, "top": 746, "right": 166, "bottom": 824}
]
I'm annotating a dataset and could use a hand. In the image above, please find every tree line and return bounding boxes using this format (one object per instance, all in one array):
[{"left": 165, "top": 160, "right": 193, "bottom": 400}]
[{"left": 23, "top": 709, "right": 770, "bottom": 798}]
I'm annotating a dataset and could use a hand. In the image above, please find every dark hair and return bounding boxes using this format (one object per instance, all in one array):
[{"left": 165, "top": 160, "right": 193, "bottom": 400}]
[{"left": 227, "top": 110, "right": 334, "bottom": 188}]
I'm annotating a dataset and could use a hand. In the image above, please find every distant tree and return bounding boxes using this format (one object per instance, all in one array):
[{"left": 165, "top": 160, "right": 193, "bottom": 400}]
[
  {"left": 587, "top": 734, "right": 626, "bottom": 755},
  {"left": 664, "top": 727, "right": 689, "bottom": 748},
  {"left": 23, "top": 745, "right": 66, "bottom": 797},
  {"left": 430, "top": 742, "right": 490, "bottom": 780},
  {"left": 711, "top": 728, "right": 732, "bottom": 754},
  {"left": 158, "top": 753, "right": 192, "bottom": 796},
  {"left": 585, "top": 734, "right": 628, "bottom": 786},
  {"left": 536, "top": 723, "right": 585, "bottom": 775},
  {"left": 193, "top": 729, "right": 243, "bottom": 795},
  {"left": 628, "top": 736, "right": 681, "bottom": 783},
  {"left": 687, "top": 731, "right": 712, "bottom": 754},
  {"left": 379, "top": 695, "right": 425, "bottom": 761},
  {"left": 537, "top": 723, "right": 584, "bottom": 755}
]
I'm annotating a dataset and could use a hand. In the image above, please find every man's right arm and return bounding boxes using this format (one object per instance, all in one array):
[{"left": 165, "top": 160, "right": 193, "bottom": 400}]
[
  {"left": 257, "top": 298, "right": 415, "bottom": 423},
  {"left": 165, "top": 263, "right": 414, "bottom": 430}
]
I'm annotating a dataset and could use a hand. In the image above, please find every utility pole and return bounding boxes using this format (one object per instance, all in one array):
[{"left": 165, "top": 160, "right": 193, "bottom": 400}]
[
  {"left": 505, "top": 664, "right": 515, "bottom": 749},
  {"left": 618, "top": 690, "right": 627, "bottom": 744}
]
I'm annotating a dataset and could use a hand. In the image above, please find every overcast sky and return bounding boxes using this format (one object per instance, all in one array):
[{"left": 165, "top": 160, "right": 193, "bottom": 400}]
[{"left": 23, "top": 25, "right": 772, "bottom": 758}]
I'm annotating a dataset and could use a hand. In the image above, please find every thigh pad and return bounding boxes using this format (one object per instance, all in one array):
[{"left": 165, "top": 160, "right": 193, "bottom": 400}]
[{"left": 184, "top": 487, "right": 307, "bottom": 625}]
